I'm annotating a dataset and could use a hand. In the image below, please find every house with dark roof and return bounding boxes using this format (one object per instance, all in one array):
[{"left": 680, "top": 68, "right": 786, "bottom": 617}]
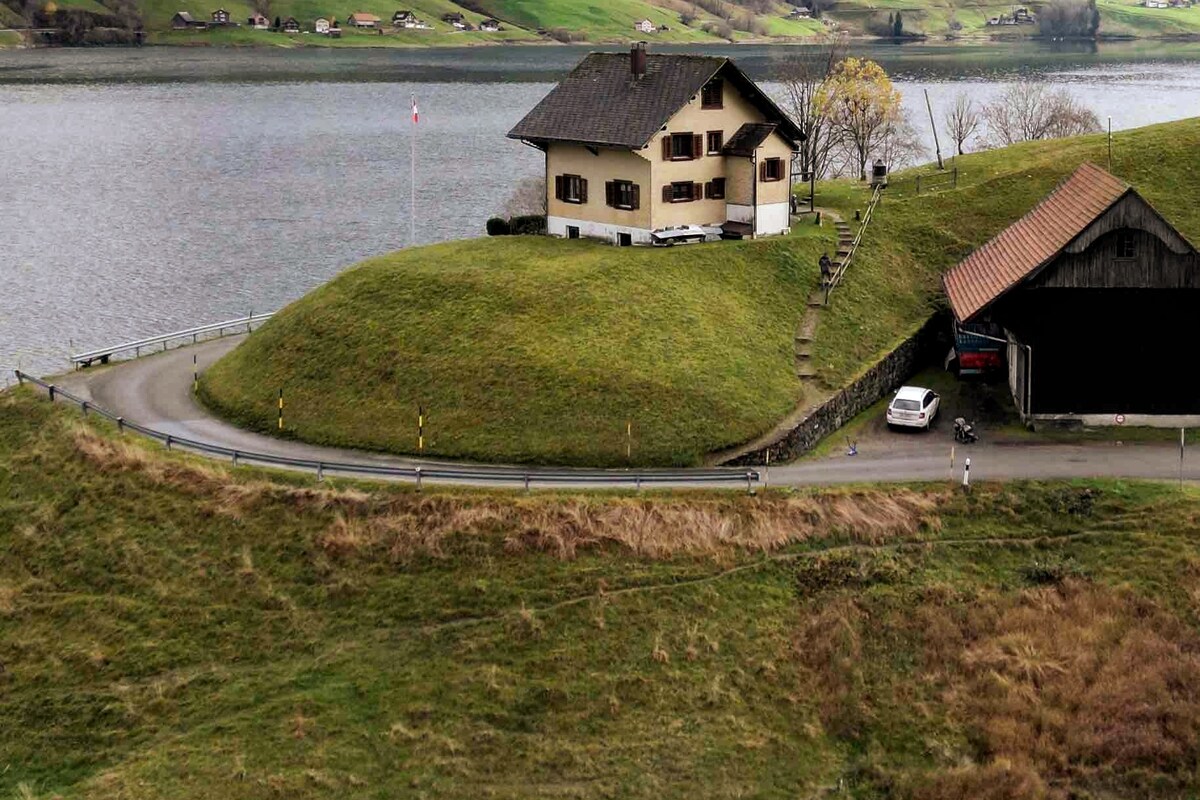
[
  {"left": 171, "top": 11, "right": 207, "bottom": 29},
  {"left": 943, "top": 162, "right": 1200, "bottom": 425},
  {"left": 347, "top": 12, "right": 380, "bottom": 27},
  {"left": 507, "top": 44, "right": 805, "bottom": 245},
  {"left": 210, "top": 7, "right": 231, "bottom": 24},
  {"left": 281, "top": 15, "right": 300, "bottom": 31}
]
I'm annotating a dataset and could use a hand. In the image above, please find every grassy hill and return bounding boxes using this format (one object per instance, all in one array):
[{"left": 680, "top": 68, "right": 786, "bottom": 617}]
[
  {"left": 200, "top": 228, "right": 834, "bottom": 467},
  {"left": 6, "top": 389, "right": 1200, "bottom": 798},
  {"left": 807, "top": 116, "right": 1200, "bottom": 390}
]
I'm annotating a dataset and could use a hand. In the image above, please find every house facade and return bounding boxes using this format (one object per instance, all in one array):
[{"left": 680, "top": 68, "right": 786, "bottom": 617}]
[
  {"left": 480, "top": 17, "right": 500, "bottom": 31},
  {"left": 281, "top": 16, "right": 300, "bottom": 31},
  {"left": 507, "top": 45, "right": 804, "bottom": 245},
  {"left": 171, "top": 11, "right": 206, "bottom": 29},
  {"left": 314, "top": 17, "right": 330, "bottom": 32},
  {"left": 347, "top": 12, "right": 380, "bottom": 27},
  {"left": 944, "top": 162, "right": 1200, "bottom": 425},
  {"left": 210, "top": 7, "right": 230, "bottom": 24},
  {"left": 248, "top": 12, "right": 269, "bottom": 28},
  {"left": 634, "top": 18, "right": 655, "bottom": 33}
]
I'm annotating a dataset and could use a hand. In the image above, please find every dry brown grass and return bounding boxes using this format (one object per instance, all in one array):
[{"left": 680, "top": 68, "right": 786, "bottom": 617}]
[
  {"left": 315, "top": 491, "right": 942, "bottom": 563},
  {"left": 913, "top": 581, "right": 1200, "bottom": 798},
  {"left": 71, "top": 423, "right": 942, "bottom": 562}
]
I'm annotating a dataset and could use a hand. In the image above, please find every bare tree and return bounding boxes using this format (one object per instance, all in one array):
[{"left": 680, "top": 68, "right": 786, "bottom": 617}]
[
  {"left": 878, "top": 109, "right": 928, "bottom": 171},
  {"left": 983, "top": 83, "right": 1101, "bottom": 146},
  {"left": 944, "top": 91, "right": 982, "bottom": 155},
  {"left": 775, "top": 34, "right": 848, "bottom": 184},
  {"left": 503, "top": 176, "right": 546, "bottom": 217}
]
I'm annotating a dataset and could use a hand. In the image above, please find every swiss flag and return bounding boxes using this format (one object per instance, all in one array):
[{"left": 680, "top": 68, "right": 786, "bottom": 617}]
[{"left": 411, "top": 94, "right": 419, "bottom": 124}]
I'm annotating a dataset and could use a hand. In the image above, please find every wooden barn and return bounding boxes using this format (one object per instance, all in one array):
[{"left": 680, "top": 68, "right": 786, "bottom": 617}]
[{"left": 944, "top": 162, "right": 1200, "bottom": 426}]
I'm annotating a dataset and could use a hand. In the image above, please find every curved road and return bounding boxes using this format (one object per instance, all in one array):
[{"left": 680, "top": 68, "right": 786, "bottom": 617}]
[{"left": 49, "top": 335, "right": 1199, "bottom": 488}]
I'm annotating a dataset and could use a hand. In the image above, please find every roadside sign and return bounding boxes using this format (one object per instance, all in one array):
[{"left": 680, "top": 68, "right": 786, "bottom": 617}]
[{"left": 1115, "top": 413, "right": 1126, "bottom": 425}]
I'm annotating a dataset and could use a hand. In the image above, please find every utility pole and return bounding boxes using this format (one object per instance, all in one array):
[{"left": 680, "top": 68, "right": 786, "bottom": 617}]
[{"left": 925, "top": 89, "right": 944, "bottom": 170}]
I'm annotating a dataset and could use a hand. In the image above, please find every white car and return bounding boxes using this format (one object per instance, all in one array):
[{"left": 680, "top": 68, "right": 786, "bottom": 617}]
[{"left": 886, "top": 385, "right": 940, "bottom": 430}]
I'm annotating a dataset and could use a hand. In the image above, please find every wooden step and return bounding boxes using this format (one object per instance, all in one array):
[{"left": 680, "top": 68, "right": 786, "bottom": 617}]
[
  {"left": 795, "top": 335, "right": 812, "bottom": 344},
  {"left": 797, "top": 368, "right": 818, "bottom": 379},
  {"left": 796, "top": 349, "right": 811, "bottom": 359}
]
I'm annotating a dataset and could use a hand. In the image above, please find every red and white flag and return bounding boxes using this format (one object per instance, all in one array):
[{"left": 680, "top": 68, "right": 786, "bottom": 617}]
[{"left": 411, "top": 94, "right": 419, "bottom": 124}]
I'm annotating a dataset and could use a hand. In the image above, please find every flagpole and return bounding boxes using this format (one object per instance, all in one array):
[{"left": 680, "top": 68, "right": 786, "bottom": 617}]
[{"left": 410, "top": 93, "right": 416, "bottom": 247}]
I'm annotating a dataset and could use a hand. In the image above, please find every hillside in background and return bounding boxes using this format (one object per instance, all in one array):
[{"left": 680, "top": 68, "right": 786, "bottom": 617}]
[{"left": 5, "top": 390, "right": 1200, "bottom": 798}]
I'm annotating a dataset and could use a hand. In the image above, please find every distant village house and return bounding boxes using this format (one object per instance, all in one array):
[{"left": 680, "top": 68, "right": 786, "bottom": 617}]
[
  {"left": 210, "top": 7, "right": 230, "bottom": 24},
  {"left": 281, "top": 15, "right": 300, "bottom": 31},
  {"left": 314, "top": 17, "right": 331, "bottom": 33},
  {"left": 347, "top": 12, "right": 380, "bottom": 27},
  {"left": 442, "top": 11, "right": 468, "bottom": 28},
  {"left": 170, "top": 11, "right": 206, "bottom": 29},
  {"left": 247, "top": 11, "right": 269, "bottom": 28},
  {"left": 508, "top": 44, "right": 805, "bottom": 245},
  {"left": 634, "top": 18, "right": 656, "bottom": 33},
  {"left": 480, "top": 18, "right": 501, "bottom": 31}
]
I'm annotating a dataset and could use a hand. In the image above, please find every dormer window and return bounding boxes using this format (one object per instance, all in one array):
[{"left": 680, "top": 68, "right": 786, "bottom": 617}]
[
  {"left": 1117, "top": 230, "right": 1136, "bottom": 258},
  {"left": 701, "top": 79, "right": 723, "bottom": 109}
]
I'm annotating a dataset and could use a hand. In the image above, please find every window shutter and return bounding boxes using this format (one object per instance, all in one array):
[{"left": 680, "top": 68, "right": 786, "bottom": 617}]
[
  {"left": 692, "top": 182, "right": 702, "bottom": 202},
  {"left": 662, "top": 137, "right": 672, "bottom": 160},
  {"left": 579, "top": 178, "right": 588, "bottom": 203},
  {"left": 761, "top": 161, "right": 770, "bottom": 181},
  {"left": 554, "top": 175, "right": 564, "bottom": 201},
  {"left": 663, "top": 184, "right": 672, "bottom": 203},
  {"left": 692, "top": 134, "right": 703, "bottom": 159},
  {"left": 631, "top": 184, "right": 640, "bottom": 210},
  {"left": 704, "top": 181, "right": 712, "bottom": 199},
  {"left": 605, "top": 181, "right": 615, "bottom": 207}
]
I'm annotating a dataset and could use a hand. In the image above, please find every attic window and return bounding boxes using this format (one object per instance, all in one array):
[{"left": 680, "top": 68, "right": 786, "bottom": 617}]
[
  {"left": 1117, "top": 230, "right": 1137, "bottom": 258},
  {"left": 701, "top": 79, "right": 723, "bottom": 109}
]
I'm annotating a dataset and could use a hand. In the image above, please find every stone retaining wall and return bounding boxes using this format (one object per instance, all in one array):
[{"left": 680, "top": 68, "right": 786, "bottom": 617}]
[{"left": 724, "top": 314, "right": 948, "bottom": 466}]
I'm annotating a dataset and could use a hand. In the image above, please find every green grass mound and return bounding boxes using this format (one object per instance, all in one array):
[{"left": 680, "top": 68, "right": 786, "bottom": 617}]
[
  {"left": 811, "top": 116, "right": 1200, "bottom": 388},
  {"left": 7, "top": 391, "right": 1200, "bottom": 798},
  {"left": 201, "top": 232, "right": 832, "bottom": 467}
]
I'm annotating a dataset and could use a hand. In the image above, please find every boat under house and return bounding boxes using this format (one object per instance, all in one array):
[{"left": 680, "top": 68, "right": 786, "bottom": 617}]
[{"left": 943, "top": 162, "right": 1200, "bottom": 426}]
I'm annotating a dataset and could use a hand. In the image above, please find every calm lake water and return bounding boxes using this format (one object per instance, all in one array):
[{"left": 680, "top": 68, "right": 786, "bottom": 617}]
[{"left": 3, "top": 43, "right": 1199, "bottom": 376}]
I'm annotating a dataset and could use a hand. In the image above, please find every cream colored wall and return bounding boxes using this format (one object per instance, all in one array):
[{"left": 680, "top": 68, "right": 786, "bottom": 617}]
[
  {"left": 648, "top": 84, "right": 767, "bottom": 229},
  {"left": 756, "top": 131, "right": 795, "bottom": 205},
  {"left": 545, "top": 144, "right": 652, "bottom": 230}
]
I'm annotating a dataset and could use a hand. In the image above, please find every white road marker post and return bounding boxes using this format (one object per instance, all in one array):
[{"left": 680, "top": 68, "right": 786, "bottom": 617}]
[
  {"left": 962, "top": 457, "right": 971, "bottom": 491},
  {"left": 950, "top": 445, "right": 955, "bottom": 482},
  {"left": 764, "top": 450, "right": 770, "bottom": 487},
  {"left": 1180, "top": 427, "right": 1186, "bottom": 491}
]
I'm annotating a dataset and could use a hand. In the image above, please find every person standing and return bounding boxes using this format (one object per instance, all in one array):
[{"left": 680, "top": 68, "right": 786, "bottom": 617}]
[{"left": 819, "top": 253, "right": 833, "bottom": 287}]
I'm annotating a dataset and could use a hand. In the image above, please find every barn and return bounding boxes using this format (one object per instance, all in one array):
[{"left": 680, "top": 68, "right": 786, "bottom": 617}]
[{"left": 943, "top": 162, "right": 1200, "bottom": 426}]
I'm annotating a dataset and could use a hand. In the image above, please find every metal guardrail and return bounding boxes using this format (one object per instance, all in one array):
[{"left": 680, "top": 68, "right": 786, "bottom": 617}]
[
  {"left": 827, "top": 184, "right": 883, "bottom": 298},
  {"left": 71, "top": 311, "right": 276, "bottom": 368},
  {"left": 12, "top": 371, "right": 760, "bottom": 490}
]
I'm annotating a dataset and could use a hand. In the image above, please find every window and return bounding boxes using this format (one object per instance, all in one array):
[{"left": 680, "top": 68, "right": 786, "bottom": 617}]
[
  {"left": 705, "top": 178, "right": 726, "bottom": 200},
  {"left": 1117, "top": 230, "right": 1137, "bottom": 258},
  {"left": 923, "top": 391, "right": 936, "bottom": 408},
  {"left": 567, "top": 226, "right": 580, "bottom": 240},
  {"left": 662, "top": 132, "right": 702, "bottom": 161},
  {"left": 605, "top": 179, "right": 640, "bottom": 210},
  {"left": 760, "top": 158, "right": 784, "bottom": 182},
  {"left": 662, "top": 181, "right": 701, "bottom": 203},
  {"left": 706, "top": 130, "right": 724, "bottom": 155},
  {"left": 554, "top": 173, "right": 587, "bottom": 204},
  {"left": 701, "top": 79, "right": 723, "bottom": 109}
]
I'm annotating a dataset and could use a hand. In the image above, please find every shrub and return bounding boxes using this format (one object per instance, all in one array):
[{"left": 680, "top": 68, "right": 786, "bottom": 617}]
[
  {"left": 508, "top": 214, "right": 547, "bottom": 236},
  {"left": 485, "top": 217, "right": 511, "bottom": 236}
]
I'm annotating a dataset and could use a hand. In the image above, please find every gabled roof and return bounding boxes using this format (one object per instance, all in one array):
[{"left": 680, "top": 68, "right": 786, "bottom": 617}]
[
  {"left": 348, "top": 12, "right": 380, "bottom": 20},
  {"left": 173, "top": 11, "right": 195, "bottom": 20},
  {"left": 508, "top": 52, "right": 805, "bottom": 150},
  {"left": 723, "top": 122, "right": 778, "bottom": 157},
  {"left": 943, "top": 163, "right": 1131, "bottom": 322}
]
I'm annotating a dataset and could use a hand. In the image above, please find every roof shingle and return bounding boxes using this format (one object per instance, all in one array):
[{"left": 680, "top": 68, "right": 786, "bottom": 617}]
[
  {"left": 943, "top": 162, "right": 1130, "bottom": 322},
  {"left": 508, "top": 52, "right": 803, "bottom": 150}
]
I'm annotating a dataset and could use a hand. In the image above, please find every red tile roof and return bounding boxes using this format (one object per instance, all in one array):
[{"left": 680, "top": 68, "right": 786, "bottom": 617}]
[{"left": 943, "top": 162, "right": 1130, "bottom": 322}]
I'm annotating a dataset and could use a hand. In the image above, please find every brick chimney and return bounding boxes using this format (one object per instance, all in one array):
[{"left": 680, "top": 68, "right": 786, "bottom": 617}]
[{"left": 631, "top": 41, "right": 647, "bottom": 79}]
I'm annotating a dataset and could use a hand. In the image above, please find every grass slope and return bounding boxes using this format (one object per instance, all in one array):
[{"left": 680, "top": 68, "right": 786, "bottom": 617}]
[
  {"left": 6, "top": 391, "right": 1200, "bottom": 798},
  {"left": 808, "top": 116, "right": 1200, "bottom": 389},
  {"left": 201, "top": 229, "right": 833, "bottom": 467}
]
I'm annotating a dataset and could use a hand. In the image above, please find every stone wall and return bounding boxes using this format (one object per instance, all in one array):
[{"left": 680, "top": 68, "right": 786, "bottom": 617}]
[{"left": 724, "top": 314, "right": 948, "bottom": 466}]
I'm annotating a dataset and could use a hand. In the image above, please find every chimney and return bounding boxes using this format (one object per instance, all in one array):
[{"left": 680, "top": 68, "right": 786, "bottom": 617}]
[{"left": 631, "top": 41, "right": 647, "bottom": 79}]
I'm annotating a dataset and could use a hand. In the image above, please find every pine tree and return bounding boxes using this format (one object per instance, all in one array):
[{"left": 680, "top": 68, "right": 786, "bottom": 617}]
[{"left": 893, "top": 11, "right": 904, "bottom": 36}]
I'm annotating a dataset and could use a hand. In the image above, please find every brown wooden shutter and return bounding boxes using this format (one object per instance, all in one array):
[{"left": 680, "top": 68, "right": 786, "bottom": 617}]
[
  {"left": 605, "top": 181, "right": 615, "bottom": 207},
  {"left": 703, "top": 181, "right": 712, "bottom": 200},
  {"left": 692, "top": 134, "right": 703, "bottom": 159},
  {"left": 554, "top": 175, "right": 564, "bottom": 201},
  {"left": 662, "top": 184, "right": 672, "bottom": 203},
  {"left": 631, "top": 184, "right": 640, "bottom": 210},
  {"left": 760, "top": 161, "right": 768, "bottom": 181},
  {"left": 579, "top": 178, "right": 588, "bottom": 203},
  {"left": 692, "top": 182, "right": 702, "bottom": 202},
  {"left": 662, "top": 136, "right": 672, "bottom": 160}
]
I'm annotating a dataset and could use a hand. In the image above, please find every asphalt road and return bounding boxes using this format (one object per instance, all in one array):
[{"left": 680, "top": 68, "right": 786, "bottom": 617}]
[{"left": 49, "top": 335, "right": 1200, "bottom": 488}]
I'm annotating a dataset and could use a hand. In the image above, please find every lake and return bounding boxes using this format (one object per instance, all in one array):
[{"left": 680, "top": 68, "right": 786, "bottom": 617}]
[{"left": 3, "top": 42, "right": 1199, "bottom": 377}]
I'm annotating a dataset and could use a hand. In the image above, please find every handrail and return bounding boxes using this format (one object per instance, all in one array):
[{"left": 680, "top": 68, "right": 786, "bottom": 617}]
[
  {"left": 71, "top": 311, "right": 276, "bottom": 367},
  {"left": 827, "top": 184, "right": 883, "bottom": 298},
  {"left": 11, "top": 371, "right": 760, "bottom": 490}
]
